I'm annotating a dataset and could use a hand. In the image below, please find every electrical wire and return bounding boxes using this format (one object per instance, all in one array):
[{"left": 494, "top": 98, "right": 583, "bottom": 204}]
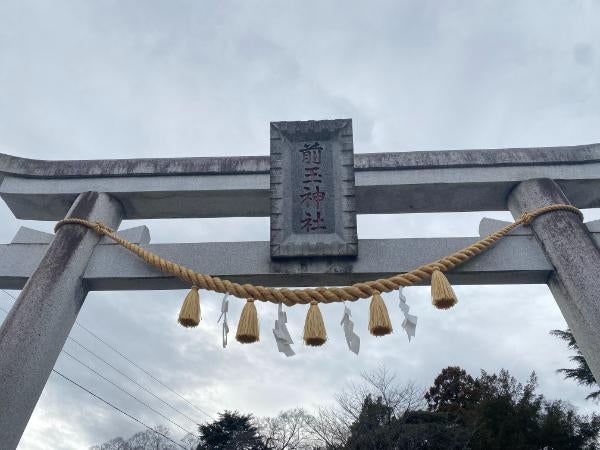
[
  {"left": 60, "top": 349, "right": 198, "bottom": 437},
  {"left": 2, "top": 288, "right": 212, "bottom": 419},
  {"left": 74, "top": 319, "right": 213, "bottom": 419},
  {"left": 0, "top": 306, "right": 192, "bottom": 448},
  {"left": 0, "top": 291, "right": 210, "bottom": 424},
  {"left": 66, "top": 337, "right": 202, "bottom": 423},
  {"left": 52, "top": 370, "right": 188, "bottom": 450}
]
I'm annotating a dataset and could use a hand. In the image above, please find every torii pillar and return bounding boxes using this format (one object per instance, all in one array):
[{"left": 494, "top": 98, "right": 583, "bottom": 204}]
[
  {"left": 509, "top": 178, "right": 600, "bottom": 382},
  {"left": 0, "top": 192, "right": 122, "bottom": 449}
]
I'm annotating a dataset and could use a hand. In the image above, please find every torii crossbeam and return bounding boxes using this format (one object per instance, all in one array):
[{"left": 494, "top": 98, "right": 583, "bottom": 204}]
[{"left": 1, "top": 127, "right": 600, "bottom": 448}]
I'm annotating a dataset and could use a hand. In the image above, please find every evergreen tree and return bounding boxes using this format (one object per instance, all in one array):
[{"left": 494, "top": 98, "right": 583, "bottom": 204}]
[
  {"left": 552, "top": 329, "right": 600, "bottom": 400},
  {"left": 396, "top": 410, "right": 471, "bottom": 450},
  {"left": 345, "top": 396, "right": 393, "bottom": 449},
  {"left": 424, "top": 366, "right": 480, "bottom": 413},
  {"left": 426, "top": 367, "right": 600, "bottom": 450},
  {"left": 344, "top": 395, "right": 470, "bottom": 450},
  {"left": 196, "top": 411, "right": 268, "bottom": 450}
]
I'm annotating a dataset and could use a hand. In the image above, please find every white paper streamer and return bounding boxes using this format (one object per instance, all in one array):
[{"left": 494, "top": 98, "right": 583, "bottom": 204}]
[
  {"left": 340, "top": 305, "right": 360, "bottom": 355},
  {"left": 217, "top": 294, "right": 229, "bottom": 348},
  {"left": 398, "top": 287, "right": 409, "bottom": 314},
  {"left": 399, "top": 287, "right": 417, "bottom": 342},
  {"left": 402, "top": 315, "right": 417, "bottom": 342},
  {"left": 273, "top": 303, "right": 295, "bottom": 357}
]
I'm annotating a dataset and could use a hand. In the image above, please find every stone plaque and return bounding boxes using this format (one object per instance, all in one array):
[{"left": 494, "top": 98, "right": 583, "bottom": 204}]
[{"left": 270, "top": 119, "right": 358, "bottom": 258}]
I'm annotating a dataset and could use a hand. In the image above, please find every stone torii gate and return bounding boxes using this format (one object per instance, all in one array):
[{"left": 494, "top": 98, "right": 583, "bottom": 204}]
[{"left": 1, "top": 119, "right": 600, "bottom": 448}]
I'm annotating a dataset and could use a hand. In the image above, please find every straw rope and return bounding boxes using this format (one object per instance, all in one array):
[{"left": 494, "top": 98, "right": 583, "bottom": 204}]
[{"left": 54, "top": 204, "right": 582, "bottom": 306}]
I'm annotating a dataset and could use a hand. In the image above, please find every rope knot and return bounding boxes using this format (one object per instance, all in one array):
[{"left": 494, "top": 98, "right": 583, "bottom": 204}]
[
  {"left": 93, "top": 221, "right": 105, "bottom": 235},
  {"left": 519, "top": 211, "right": 535, "bottom": 225}
]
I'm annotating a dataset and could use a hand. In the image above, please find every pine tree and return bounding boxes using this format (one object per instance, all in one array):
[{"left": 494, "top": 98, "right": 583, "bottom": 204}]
[
  {"left": 551, "top": 329, "right": 600, "bottom": 400},
  {"left": 197, "top": 411, "right": 268, "bottom": 450}
]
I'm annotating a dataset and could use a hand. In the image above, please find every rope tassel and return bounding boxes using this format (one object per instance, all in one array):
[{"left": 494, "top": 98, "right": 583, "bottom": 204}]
[
  {"left": 304, "top": 301, "right": 327, "bottom": 346},
  {"left": 236, "top": 299, "right": 260, "bottom": 344},
  {"left": 431, "top": 269, "right": 458, "bottom": 309},
  {"left": 369, "top": 291, "right": 393, "bottom": 336},
  {"left": 178, "top": 286, "right": 200, "bottom": 328}
]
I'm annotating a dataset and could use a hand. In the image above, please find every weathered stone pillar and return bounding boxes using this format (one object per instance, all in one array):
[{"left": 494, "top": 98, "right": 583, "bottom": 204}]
[
  {"left": 508, "top": 179, "right": 600, "bottom": 383},
  {"left": 0, "top": 192, "right": 122, "bottom": 449}
]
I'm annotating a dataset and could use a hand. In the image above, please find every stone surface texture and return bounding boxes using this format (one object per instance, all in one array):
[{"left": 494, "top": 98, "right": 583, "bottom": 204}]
[
  {"left": 5, "top": 232, "right": 600, "bottom": 290},
  {"left": 0, "top": 192, "right": 122, "bottom": 449},
  {"left": 508, "top": 179, "right": 600, "bottom": 384},
  {"left": 1, "top": 144, "right": 600, "bottom": 220},
  {"left": 270, "top": 119, "right": 357, "bottom": 257}
]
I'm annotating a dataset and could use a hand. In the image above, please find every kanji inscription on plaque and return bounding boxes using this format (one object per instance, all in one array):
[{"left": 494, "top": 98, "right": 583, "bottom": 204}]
[{"left": 270, "top": 119, "right": 358, "bottom": 258}]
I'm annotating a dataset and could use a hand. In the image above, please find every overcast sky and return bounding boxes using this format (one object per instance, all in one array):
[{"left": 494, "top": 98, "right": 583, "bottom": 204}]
[{"left": 1, "top": 1, "right": 600, "bottom": 449}]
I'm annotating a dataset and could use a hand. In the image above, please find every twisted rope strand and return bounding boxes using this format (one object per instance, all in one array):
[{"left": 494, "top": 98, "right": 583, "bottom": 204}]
[{"left": 54, "top": 204, "right": 582, "bottom": 305}]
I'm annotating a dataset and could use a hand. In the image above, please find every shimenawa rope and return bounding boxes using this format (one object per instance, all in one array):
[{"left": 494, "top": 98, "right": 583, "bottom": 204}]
[
  {"left": 54, "top": 204, "right": 582, "bottom": 345},
  {"left": 54, "top": 203, "right": 581, "bottom": 305}
]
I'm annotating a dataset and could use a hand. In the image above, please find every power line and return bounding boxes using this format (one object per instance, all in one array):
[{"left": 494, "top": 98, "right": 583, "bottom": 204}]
[
  {"left": 52, "top": 370, "right": 188, "bottom": 450},
  {"left": 0, "top": 306, "right": 192, "bottom": 448},
  {"left": 0, "top": 291, "right": 209, "bottom": 424},
  {"left": 61, "top": 348, "right": 198, "bottom": 437},
  {"left": 75, "top": 319, "right": 213, "bottom": 419},
  {"left": 66, "top": 336, "right": 203, "bottom": 424},
  {"left": 2, "top": 288, "right": 212, "bottom": 420}
]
